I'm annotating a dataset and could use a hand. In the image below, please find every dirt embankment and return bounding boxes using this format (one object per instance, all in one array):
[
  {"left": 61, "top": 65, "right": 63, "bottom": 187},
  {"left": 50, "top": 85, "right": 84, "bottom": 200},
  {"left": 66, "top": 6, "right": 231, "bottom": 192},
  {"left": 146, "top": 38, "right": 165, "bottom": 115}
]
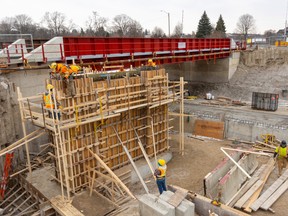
[{"left": 187, "top": 48, "right": 288, "bottom": 102}]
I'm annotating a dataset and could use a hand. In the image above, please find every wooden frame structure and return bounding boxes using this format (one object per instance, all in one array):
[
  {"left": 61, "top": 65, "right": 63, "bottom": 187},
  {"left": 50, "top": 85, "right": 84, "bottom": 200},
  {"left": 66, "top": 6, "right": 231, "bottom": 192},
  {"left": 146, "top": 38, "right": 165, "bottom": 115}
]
[{"left": 16, "top": 68, "right": 184, "bottom": 204}]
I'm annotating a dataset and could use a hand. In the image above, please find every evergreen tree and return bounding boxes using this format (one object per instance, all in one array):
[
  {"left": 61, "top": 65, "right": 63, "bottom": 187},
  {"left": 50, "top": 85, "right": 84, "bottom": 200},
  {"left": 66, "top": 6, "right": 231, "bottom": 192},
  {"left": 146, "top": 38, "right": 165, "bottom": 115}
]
[
  {"left": 214, "top": 15, "right": 226, "bottom": 37},
  {"left": 196, "top": 11, "right": 213, "bottom": 38}
]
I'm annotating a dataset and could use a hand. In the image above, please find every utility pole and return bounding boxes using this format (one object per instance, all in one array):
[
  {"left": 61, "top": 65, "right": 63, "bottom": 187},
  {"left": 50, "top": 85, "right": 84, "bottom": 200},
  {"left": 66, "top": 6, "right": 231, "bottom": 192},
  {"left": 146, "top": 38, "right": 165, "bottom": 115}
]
[
  {"left": 285, "top": 0, "right": 288, "bottom": 41},
  {"left": 181, "top": 10, "right": 184, "bottom": 36},
  {"left": 161, "top": 10, "right": 170, "bottom": 37}
]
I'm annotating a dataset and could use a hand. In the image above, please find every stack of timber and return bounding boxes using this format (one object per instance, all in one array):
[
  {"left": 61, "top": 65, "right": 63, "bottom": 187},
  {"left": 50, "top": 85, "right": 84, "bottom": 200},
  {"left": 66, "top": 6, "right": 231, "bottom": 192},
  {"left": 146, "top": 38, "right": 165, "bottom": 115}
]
[
  {"left": 17, "top": 68, "right": 180, "bottom": 203},
  {"left": 229, "top": 158, "right": 275, "bottom": 213}
]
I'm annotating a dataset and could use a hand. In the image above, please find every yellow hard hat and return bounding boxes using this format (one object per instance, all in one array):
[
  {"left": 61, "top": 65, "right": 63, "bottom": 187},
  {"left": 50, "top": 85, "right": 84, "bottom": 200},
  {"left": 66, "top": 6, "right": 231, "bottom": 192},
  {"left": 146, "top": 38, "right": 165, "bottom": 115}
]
[
  {"left": 148, "top": 59, "right": 153, "bottom": 63},
  {"left": 158, "top": 159, "right": 166, "bottom": 166},
  {"left": 49, "top": 62, "right": 57, "bottom": 69},
  {"left": 47, "top": 84, "right": 54, "bottom": 90}
]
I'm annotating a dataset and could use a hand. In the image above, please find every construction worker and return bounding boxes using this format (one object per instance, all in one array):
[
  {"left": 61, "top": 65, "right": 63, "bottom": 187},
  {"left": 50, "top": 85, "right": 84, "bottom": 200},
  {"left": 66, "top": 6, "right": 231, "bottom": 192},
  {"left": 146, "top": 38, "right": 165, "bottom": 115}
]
[
  {"left": 147, "top": 59, "right": 156, "bottom": 67},
  {"left": 154, "top": 159, "right": 167, "bottom": 194},
  {"left": 49, "top": 62, "right": 81, "bottom": 79},
  {"left": 43, "top": 84, "right": 61, "bottom": 120},
  {"left": 274, "top": 140, "right": 288, "bottom": 177}
]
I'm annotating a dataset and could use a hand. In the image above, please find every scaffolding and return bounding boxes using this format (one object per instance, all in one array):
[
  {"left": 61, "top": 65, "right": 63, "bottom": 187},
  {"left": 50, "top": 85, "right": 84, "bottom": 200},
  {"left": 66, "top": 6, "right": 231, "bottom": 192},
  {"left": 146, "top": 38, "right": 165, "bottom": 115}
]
[{"left": 15, "top": 68, "right": 183, "bottom": 207}]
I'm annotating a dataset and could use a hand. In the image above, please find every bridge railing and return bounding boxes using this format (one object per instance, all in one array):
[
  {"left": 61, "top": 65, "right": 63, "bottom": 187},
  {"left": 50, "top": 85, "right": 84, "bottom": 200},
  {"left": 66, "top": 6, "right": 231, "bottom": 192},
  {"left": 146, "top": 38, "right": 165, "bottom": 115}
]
[
  {"left": 62, "top": 37, "right": 233, "bottom": 60},
  {"left": 1, "top": 37, "right": 244, "bottom": 64}
]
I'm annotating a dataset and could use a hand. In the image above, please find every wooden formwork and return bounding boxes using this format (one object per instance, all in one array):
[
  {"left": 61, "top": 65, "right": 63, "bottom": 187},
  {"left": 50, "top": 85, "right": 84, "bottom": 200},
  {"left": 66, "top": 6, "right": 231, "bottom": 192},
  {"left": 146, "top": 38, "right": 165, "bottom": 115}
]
[{"left": 16, "top": 68, "right": 182, "bottom": 203}]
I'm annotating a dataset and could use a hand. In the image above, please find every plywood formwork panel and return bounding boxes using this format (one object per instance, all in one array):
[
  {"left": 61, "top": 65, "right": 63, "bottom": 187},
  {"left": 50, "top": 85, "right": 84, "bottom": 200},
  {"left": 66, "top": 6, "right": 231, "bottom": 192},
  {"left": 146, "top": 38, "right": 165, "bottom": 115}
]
[
  {"left": 20, "top": 68, "right": 172, "bottom": 198},
  {"left": 194, "top": 120, "right": 224, "bottom": 139}
]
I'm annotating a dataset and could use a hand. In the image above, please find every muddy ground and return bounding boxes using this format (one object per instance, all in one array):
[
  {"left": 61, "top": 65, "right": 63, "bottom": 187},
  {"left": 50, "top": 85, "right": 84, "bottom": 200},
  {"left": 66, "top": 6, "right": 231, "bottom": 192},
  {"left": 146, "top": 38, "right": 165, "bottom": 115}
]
[{"left": 117, "top": 133, "right": 286, "bottom": 216}]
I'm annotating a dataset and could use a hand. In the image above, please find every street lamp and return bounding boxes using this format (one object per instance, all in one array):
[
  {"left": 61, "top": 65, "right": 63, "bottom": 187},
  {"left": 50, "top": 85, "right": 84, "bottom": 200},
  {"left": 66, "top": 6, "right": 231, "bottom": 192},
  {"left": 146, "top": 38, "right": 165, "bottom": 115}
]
[
  {"left": 11, "top": 27, "right": 22, "bottom": 39},
  {"left": 161, "top": 10, "right": 170, "bottom": 37}
]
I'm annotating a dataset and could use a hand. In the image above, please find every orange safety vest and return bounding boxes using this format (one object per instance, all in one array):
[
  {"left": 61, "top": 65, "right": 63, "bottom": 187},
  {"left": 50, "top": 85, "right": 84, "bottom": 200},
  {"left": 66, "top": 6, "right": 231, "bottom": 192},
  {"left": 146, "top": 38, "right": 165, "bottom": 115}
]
[
  {"left": 275, "top": 146, "right": 287, "bottom": 158},
  {"left": 43, "top": 92, "right": 54, "bottom": 108},
  {"left": 55, "top": 63, "right": 69, "bottom": 73}
]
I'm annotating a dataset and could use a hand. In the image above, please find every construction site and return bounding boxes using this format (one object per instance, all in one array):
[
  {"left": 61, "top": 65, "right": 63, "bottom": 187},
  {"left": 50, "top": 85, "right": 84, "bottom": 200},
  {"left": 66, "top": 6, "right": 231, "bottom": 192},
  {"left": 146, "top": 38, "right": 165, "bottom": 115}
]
[{"left": 1, "top": 37, "right": 288, "bottom": 216}]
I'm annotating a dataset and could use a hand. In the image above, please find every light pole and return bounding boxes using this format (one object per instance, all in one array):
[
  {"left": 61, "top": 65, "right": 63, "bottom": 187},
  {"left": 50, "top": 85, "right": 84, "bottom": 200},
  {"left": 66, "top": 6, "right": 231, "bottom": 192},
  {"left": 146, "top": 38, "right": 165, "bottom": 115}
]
[
  {"left": 11, "top": 27, "right": 22, "bottom": 39},
  {"left": 161, "top": 10, "right": 170, "bottom": 37}
]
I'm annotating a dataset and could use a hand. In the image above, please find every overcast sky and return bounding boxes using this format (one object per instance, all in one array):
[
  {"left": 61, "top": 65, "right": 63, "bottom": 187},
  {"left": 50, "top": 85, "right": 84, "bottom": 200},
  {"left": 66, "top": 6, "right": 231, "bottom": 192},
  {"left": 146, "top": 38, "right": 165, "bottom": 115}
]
[{"left": 1, "top": 0, "right": 288, "bottom": 34}]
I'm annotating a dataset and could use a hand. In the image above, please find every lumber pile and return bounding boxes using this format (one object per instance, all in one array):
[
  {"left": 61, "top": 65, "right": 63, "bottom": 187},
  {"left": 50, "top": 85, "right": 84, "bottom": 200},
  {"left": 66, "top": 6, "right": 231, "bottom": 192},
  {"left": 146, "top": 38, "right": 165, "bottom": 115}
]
[
  {"left": 228, "top": 158, "right": 278, "bottom": 213},
  {"left": 199, "top": 96, "right": 247, "bottom": 106}
]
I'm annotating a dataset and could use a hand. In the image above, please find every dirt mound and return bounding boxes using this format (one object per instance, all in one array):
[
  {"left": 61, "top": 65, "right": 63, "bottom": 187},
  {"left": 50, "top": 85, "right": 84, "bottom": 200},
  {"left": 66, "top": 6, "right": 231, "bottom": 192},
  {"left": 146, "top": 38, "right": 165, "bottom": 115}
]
[{"left": 187, "top": 55, "right": 288, "bottom": 102}]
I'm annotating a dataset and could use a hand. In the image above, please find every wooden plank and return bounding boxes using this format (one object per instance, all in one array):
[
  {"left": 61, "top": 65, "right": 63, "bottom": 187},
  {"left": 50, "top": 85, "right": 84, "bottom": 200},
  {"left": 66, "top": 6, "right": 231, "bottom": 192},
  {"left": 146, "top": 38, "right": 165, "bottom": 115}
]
[
  {"left": 87, "top": 148, "right": 135, "bottom": 199},
  {"left": 227, "top": 164, "right": 266, "bottom": 207},
  {"left": 167, "top": 189, "right": 188, "bottom": 207},
  {"left": 227, "top": 177, "right": 259, "bottom": 207},
  {"left": 194, "top": 119, "right": 224, "bottom": 139},
  {"left": 260, "top": 179, "right": 288, "bottom": 210},
  {"left": 234, "top": 180, "right": 263, "bottom": 209},
  {"left": 251, "top": 169, "right": 288, "bottom": 211},
  {"left": 50, "top": 195, "right": 84, "bottom": 216},
  {"left": 242, "top": 158, "right": 275, "bottom": 212}
]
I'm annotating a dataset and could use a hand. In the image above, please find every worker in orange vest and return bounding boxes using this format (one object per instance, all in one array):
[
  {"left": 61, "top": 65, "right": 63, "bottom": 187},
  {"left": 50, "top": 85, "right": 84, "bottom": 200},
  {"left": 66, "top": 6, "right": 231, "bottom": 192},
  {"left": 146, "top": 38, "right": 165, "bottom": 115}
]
[
  {"left": 274, "top": 140, "right": 288, "bottom": 177},
  {"left": 43, "top": 84, "right": 61, "bottom": 120},
  {"left": 49, "top": 62, "right": 81, "bottom": 79},
  {"left": 154, "top": 159, "right": 167, "bottom": 194}
]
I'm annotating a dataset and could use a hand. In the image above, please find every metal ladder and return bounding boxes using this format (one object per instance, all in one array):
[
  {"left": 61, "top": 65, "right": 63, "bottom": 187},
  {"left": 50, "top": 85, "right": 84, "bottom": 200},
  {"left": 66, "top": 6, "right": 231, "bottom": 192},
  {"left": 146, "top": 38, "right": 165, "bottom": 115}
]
[{"left": 0, "top": 152, "right": 14, "bottom": 200}]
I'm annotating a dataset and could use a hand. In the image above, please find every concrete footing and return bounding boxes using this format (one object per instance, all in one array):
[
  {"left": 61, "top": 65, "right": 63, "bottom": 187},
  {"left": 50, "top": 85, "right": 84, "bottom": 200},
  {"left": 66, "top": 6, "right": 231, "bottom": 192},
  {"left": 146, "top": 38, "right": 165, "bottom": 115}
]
[
  {"left": 139, "top": 191, "right": 195, "bottom": 216},
  {"left": 160, "top": 191, "right": 195, "bottom": 216},
  {"left": 139, "top": 194, "right": 175, "bottom": 216}
]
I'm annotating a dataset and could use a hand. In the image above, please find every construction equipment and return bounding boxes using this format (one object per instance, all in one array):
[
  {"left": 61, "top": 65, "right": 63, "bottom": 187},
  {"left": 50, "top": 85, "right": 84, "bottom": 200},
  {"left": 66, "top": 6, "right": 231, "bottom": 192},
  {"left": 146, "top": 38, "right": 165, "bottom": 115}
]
[
  {"left": 0, "top": 152, "right": 14, "bottom": 200},
  {"left": 261, "top": 134, "right": 277, "bottom": 145}
]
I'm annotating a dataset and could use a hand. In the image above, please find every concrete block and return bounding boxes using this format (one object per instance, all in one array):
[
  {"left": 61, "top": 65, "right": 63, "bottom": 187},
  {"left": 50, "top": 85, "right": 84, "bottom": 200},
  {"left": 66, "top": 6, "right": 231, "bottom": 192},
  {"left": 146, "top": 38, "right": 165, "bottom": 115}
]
[
  {"left": 139, "top": 194, "right": 175, "bottom": 216},
  {"left": 159, "top": 191, "right": 195, "bottom": 216}
]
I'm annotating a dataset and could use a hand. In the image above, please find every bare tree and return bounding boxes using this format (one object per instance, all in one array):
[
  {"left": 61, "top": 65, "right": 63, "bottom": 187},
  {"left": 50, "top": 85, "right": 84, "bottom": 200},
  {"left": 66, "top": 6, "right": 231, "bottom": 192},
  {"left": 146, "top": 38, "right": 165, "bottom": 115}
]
[
  {"left": 0, "top": 17, "right": 15, "bottom": 34},
  {"left": 151, "top": 27, "right": 165, "bottom": 38},
  {"left": 85, "top": 11, "right": 108, "bottom": 36},
  {"left": 236, "top": 14, "right": 256, "bottom": 40},
  {"left": 14, "top": 14, "right": 33, "bottom": 33},
  {"left": 172, "top": 22, "right": 183, "bottom": 37},
  {"left": 127, "top": 20, "right": 143, "bottom": 37},
  {"left": 111, "top": 14, "right": 132, "bottom": 36},
  {"left": 42, "top": 11, "right": 69, "bottom": 36},
  {"left": 110, "top": 14, "right": 143, "bottom": 37}
]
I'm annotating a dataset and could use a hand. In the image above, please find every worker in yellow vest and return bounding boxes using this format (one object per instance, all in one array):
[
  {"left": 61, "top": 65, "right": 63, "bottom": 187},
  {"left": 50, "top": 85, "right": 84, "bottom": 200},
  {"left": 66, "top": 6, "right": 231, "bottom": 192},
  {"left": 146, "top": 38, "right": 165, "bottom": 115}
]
[
  {"left": 274, "top": 140, "right": 288, "bottom": 177},
  {"left": 154, "top": 159, "right": 167, "bottom": 194},
  {"left": 147, "top": 59, "right": 156, "bottom": 67},
  {"left": 43, "top": 84, "right": 61, "bottom": 120}
]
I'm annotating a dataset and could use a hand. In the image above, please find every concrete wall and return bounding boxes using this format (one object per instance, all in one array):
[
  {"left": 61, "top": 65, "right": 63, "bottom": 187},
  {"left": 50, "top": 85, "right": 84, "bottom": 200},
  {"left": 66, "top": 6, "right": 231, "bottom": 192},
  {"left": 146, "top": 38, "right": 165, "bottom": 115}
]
[
  {"left": 204, "top": 152, "right": 242, "bottom": 199},
  {"left": 172, "top": 103, "right": 288, "bottom": 142},
  {"left": 2, "top": 69, "right": 50, "bottom": 152},
  {"left": 164, "top": 52, "right": 240, "bottom": 83},
  {"left": 219, "top": 154, "right": 258, "bottom": 204},
  {"left": 228, "top": 52, "right": 240, "bottom": 80}
]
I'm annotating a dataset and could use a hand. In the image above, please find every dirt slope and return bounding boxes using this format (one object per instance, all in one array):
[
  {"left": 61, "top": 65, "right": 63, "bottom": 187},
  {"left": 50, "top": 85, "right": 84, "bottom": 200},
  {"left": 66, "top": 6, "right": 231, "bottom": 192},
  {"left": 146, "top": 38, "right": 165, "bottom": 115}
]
[{"left": 187, "top": 59, "right": 288, "bottom": 102}]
